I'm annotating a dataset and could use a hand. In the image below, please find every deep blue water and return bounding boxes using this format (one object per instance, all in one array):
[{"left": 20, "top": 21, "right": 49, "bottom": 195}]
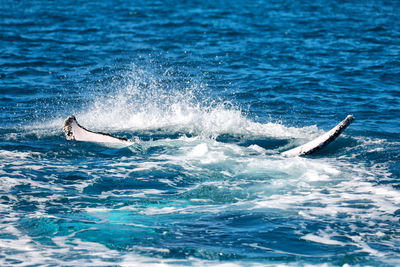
[{"left": 1, "top": 0, "right": 400, "bottom": 266}]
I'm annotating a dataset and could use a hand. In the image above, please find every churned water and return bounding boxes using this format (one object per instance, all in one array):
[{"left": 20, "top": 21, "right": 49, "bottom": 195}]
[{"left": 1, "top": 0, "right": 400, "bottom": 266}]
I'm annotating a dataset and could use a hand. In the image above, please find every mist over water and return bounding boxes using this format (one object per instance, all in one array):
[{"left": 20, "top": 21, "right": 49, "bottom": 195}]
[{"left": 1, "top": 0, "right": 400, "bottom": 266}]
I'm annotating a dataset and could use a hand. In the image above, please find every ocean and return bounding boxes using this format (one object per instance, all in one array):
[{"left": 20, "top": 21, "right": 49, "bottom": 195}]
[{"left": 1, "top": 0, "right": 399, "bottom": 266}]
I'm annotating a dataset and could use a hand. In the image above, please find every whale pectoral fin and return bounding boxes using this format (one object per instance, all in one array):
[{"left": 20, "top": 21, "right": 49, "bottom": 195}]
[
  {"left": 281, "top": 115, "right": 354, "bottom": 157},
  {"left": 63, "top": 115, "right": 354, "bottom": 155},
  {"left": 62, "top": 116, "right": 133, "bottom": 146}
]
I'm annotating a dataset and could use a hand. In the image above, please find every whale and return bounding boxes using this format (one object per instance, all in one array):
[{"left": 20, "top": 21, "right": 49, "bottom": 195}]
[{"left": 62, "top": 115, "right": 354, "bottom": 157}]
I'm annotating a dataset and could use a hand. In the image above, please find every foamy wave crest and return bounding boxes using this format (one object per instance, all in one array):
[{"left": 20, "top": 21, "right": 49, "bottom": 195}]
[{"left": 74, "top": 64, "right": 319, "bottom": 139}]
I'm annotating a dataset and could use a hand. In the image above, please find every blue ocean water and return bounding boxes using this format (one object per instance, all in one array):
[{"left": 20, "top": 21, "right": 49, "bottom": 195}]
[{"left": 1, "top": 0, "right": 400, "bottom": 265}]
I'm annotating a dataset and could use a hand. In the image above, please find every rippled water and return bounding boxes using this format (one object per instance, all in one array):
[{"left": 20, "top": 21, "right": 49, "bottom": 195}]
[{"left": 1, "top": 0, "right": 400, "bottom": 266}]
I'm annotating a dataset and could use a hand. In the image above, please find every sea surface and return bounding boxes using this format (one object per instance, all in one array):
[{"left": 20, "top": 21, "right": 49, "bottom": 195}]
[{"left": 1, "top": 0, "right": 400, "bottom": 266}]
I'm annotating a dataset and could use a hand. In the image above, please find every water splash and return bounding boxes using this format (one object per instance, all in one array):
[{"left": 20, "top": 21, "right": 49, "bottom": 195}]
[{"left": 73, "top": 64, "right": 320, "bottom": 140}]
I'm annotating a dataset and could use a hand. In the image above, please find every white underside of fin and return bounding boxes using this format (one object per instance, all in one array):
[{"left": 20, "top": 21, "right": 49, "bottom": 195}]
[
  {"left": 62, "top": 116, "right": 134, "bottom": 147},
  {"left": 281, "top": 115, "right": 354, "bottom": 157}
]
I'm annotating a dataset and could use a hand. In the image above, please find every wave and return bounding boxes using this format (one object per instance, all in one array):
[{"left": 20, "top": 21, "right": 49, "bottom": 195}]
[{"left": 66, "top": 64, "right": 321, "bottom": 140}]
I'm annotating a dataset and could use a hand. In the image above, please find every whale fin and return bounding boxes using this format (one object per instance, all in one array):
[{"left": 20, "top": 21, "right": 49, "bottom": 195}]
[
  {"left": 281, "top": 115, "right": 354, "bottom": 157},
  {"left": 62, "top": 116, "right": 133, "bottom": 146}
]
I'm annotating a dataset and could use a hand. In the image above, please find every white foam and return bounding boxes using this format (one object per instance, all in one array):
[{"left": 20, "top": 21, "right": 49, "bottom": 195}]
[
  {"left": 140, "top": 206, "right": 185, "bottom": 215},
  {"left": 189, "top": 143, "right": 209, "bottom": 157},
  {"left": 0, "top": 150, "right": 39, "bottom": 160},
  {"left": 302, "top": 233, "right": 346, "bottom": 246}
]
